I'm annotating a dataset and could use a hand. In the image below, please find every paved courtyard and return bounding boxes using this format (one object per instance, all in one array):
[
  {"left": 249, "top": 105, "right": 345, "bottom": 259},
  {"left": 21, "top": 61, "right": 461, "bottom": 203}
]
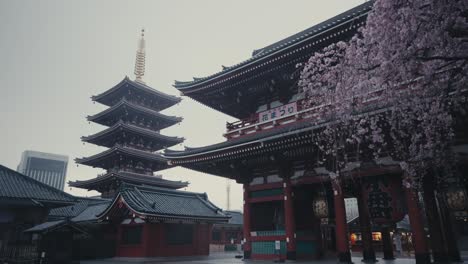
[{"left": 80, "top": 251, "right": 468, "bottom": 264}]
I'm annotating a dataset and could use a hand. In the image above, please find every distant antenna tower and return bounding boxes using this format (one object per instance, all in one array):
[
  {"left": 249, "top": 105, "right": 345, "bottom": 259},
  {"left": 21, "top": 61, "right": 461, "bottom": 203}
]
[{"left": 226, "top": 179, "right": 231, "bottom": 210}]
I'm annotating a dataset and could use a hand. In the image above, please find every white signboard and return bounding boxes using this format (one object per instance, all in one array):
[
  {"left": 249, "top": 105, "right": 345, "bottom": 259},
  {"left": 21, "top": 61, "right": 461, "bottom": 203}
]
[
  {"left": 275, "top": 240, "right": 281, "bottom": 250},
  {"left": 258, "top": 102, "right": 297, "bottom": 122}
]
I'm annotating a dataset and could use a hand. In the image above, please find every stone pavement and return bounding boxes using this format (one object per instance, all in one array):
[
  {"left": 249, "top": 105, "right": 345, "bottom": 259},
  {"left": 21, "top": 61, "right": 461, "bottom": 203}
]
[
  {"left": 80, "top": 251, "right": 468, "bottom": 264},
  {"left": 80, "top": 252, "right": 425, "bottom": 264}
]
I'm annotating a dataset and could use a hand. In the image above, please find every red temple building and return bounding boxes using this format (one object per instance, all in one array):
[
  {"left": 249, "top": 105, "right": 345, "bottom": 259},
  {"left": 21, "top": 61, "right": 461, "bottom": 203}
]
[
  {"left": 164, "top": 2, "right": 468, "bottom": 264},
  {"left": 67, "top": 30, "right": 229, "bottom": 258}
]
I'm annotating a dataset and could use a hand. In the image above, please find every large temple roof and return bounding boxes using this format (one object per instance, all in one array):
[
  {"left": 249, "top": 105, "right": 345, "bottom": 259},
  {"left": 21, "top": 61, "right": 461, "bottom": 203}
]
[
  {"left": 0, "top": 164, "right": 76, "bottom": 207},
  {"left": 174, "top": 2, "right": 372, "bottom": 91},
  {"left": 76, "top": 146, "right": 169, "bottom": 171},
  {"left": 87, "top": 99, "right": 182, "bottom": 130},
  {"left": 68, "top": 171, "right": 188, "bottom": 190},
  {"left": 81, "top": 121, "right": 184, "bottom": 151},
  {"left": 92, "top": 77, "right": 181, "bottom": 111},
  {"left": 173, "top": 1, "right": 373, "bottom": 118},
  {"left": 97, "top": 184, "right": 230, "bottom": 222}
]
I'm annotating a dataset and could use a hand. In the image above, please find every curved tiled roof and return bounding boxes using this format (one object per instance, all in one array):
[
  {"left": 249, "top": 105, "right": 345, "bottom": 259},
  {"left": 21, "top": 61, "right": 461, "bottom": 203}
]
[
  {"left": 76, "top": 146, "right": 168, "bottom": 165},
  {"left": 71, "top": 202, "right": 111, "bottom": 222},
  {"left": 0, "top": 164, "right": 75, "bottom": 207},
  {"left": 81, "top": 121, "right": 184, "bottom": 150},
  {"left": 174, "top": 1, "right": 373, "bottom": 90},
  {"left": 93, "top": 76, "right": 181, "bottom": 110},
  {"left": 164, "top": 119, "right": 320, "bottom": 159},
  {"left": 225, "top": 210, "right": 243, "bottom": 225},
  {"left": 49, "top": 197, "right": 110, "bottom": 219},
  {"left": 87, "top": 99, "right": 182, "bottom": 129},
  {"left": 69, "top": 171, "right": 188, "bottom": 190},
  {"left": 27, "top": 200, "right": 111, "bottom": 233},
  {"left": 98, "top": 184, "right": 230, "bottom": 222}
]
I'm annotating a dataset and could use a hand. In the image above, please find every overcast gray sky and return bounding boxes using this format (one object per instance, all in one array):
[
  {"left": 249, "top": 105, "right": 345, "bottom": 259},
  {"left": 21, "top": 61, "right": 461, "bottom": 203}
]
[{"left": 0, "top": 0, "right": 364, "bottom": 211}]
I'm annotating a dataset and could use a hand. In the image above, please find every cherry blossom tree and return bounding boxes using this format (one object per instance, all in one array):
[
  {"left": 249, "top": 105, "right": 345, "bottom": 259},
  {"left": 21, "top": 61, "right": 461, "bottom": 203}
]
[{"left": 299, "top": 0, "right": 468, "bottom": 189}]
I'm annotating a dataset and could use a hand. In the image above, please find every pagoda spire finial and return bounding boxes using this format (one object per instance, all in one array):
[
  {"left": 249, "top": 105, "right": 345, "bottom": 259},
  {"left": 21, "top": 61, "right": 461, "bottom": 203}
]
[{"left": 134, "top": 28, "right": 146, "bottom": 84}]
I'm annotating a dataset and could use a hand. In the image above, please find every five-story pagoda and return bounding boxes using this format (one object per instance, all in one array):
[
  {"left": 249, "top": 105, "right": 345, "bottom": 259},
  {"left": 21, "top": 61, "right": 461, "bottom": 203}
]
[{"left": 70, "top": 30, "right": 187, "bottom": 197}]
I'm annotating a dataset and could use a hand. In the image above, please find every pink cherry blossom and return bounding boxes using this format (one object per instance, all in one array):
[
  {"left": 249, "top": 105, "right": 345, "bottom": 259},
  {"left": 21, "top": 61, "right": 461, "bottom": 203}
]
[{"left": 298, "top": 0, "right": 468, "bottom": 189}]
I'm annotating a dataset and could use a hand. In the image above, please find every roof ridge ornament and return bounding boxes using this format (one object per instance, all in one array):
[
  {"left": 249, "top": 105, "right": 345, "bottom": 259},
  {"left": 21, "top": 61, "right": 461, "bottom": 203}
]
[{"left": 134, "top": 29, "right": 146, "bottom": 84}]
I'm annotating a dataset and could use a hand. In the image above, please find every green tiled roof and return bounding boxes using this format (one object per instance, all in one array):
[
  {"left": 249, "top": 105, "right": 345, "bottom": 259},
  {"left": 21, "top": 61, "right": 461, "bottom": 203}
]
[
  {"left": 99, "top": 184, "right": 230, "bottom": 222},
  {"left": 48, "top": 197, "right": 110, "bottom": 220},
  {"left": 0, "top": 164, "right": 75, "bottom": 207},
  {"left": 173, "top": 1, "right": 373, "bottom": 90},
  {"left": 225, "top": 210, "right": 243, "bottom": 225}
]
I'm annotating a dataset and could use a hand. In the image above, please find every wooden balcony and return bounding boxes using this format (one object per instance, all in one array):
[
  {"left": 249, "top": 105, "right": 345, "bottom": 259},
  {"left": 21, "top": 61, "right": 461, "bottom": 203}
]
[
  {"left": 224, "top": 98, "right": 341, "bottom": 140},
  {"left": 223, "top": 87, "right": 402, "bottom": 140}
]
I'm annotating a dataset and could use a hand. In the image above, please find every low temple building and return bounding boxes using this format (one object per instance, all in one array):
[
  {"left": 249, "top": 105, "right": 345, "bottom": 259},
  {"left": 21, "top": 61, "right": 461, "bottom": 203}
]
[
  {"left": 98, "top": 183, "right": 228, "bottom": 257},
  {"left": 0, "top": 164, "right": 75, "bottom": 263}
]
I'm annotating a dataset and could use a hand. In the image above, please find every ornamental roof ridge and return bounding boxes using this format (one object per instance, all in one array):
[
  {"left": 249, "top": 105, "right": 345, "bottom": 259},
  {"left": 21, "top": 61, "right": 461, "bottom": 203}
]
[
  {"left": 87, "top": 98, "right": 183, "bottom": 124},
  {"left": 173, "top": 1, "right": 373, "bottom": 90},
  {"left": 92, "top": 76, "right": 181, "bottom": 104}
]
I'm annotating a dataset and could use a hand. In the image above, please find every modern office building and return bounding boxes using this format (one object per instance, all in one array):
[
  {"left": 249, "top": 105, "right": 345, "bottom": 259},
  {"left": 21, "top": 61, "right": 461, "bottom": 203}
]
[{"left": 17, "top": 150, "right": 69, "bottom": 190}]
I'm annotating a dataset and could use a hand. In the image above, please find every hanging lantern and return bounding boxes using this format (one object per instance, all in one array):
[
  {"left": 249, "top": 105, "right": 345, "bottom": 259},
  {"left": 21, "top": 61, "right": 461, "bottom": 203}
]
[
  {"left": 445, "top": 187, "right": 468, "bottom": 211},
  {"left": 362, "top": 176, "right": 405, "bottom": 224},
  {"left": 313, "top": 195, "right": 328, "bottom": 218}
]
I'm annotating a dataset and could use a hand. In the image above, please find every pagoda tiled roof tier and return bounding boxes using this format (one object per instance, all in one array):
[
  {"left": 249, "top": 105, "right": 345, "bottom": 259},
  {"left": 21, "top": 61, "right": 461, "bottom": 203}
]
[
  {"left": 81, "top": 121, "right": 184, "bottom": 151},
  {"left": 97, "top": 184, "right": 230, "bottom": 223},
  {"left": 173, "top": 2, "right": 372, "bottom": 118},
  {"left": 92, "top": 77, "right": 181, "bottom": 111},
  {"left": 87, "top": 99, "right": 182, "bottom": 130},
  {"left": 0, "top": 164, "right": 76, "bottom": 208},
  {"left": 76, "top": 146, "right": 169, "bottom": 171},
  {"left": 68, "top": 171, "right": 188, "bottom": 191}
]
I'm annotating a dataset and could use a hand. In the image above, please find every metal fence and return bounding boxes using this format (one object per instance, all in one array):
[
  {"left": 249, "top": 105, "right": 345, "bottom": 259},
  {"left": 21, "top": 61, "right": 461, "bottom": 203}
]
[{"left": 0, "top": 244, "right": 39, "bottom": 264}]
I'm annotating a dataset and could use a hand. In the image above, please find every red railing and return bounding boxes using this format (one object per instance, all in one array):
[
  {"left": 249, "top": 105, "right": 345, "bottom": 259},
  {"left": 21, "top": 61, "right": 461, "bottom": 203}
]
[{"left": 222, "top": 88, "right": 397, "bottom": 140}]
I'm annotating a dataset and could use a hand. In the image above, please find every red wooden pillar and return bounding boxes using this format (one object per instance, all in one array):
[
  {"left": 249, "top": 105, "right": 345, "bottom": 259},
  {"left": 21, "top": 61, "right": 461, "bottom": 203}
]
[
  {"left": 357, "top": 190, "right": 376, "bottom": 262},
  {"left": 207, "top": 224, "right": 213, "bottom": 255},
  {"left": 332, "top": 180, "right": 352, "bottom": 263},
  {"left": 143, "top": 223, "right": 151, "bottom": 257},
  {"left": 283, "top": 179, "right": 296, "bottom": 260},
  {"left": 116, "top": 224, "right": 123, "bottom": 256},
  {"left": 404, "top": 182, "right": 430, "bottom": 264},
  {"left": 193, "top": 223, "right": 199, "bottom": 255},
  {"left": 243, "top": 184, "right": 252, "bottom": 259}
]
